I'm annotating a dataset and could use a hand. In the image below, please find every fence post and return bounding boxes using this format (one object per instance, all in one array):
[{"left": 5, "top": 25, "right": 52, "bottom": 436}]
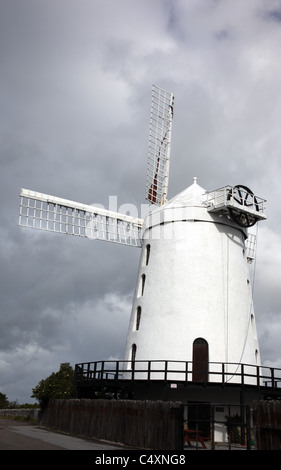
[
  {"left": 180, "top": 404, "right": 185, "bottom": 450},
  {"left": 227, "top": 404, "right": 231, "bottom": 451},
  {"left": 240, "top": 397, "right": 245, "bottom": 446},
  {"left": 246, "top": 406, "right": 252, "bottom": 450},
  {"left": 211, "top": 404, "right": 215, "bottom": 450}
]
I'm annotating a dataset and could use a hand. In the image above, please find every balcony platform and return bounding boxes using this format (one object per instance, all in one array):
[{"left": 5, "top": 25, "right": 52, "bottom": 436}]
[
  {"left": 205, "top": 185, "right": 266, "bottom": 227},
  {"left": 75, "top": 360, "right": 281, "bottom": 404}
]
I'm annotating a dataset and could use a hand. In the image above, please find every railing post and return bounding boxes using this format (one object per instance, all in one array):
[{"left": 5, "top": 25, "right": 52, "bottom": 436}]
[
  {"left": 75, "top": 364, "right": 81, "bottom": 382},
  {"left": 222, "top": 363, "right": 225, "bottom": 386},
  {"left": 271, "top": 368, "right": 275, "bottom": 388},
  {"left": 115, "top": 361, "right": 119, "bottom": 380},
  {"left": 164, "top": 361, "right": 168, "bottom": 382},
  {"left": 256, "top": 365, "right": 260, "bottom": 388},
  {"left": 185, "top": 362, "right": 188, "bottom": 383},
  {"left": 131, "top": 360, "right": 135, "bottom": 380},
  {"left": 241, "top": 363, "right": 244, "bottom": 386},
  {"left": 148, "top": 361, "right": 151, "bottom": 381}
]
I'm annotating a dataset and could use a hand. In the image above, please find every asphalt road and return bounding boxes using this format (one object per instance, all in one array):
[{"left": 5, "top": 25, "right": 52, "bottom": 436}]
[
  {"left": 0, "top": 418, "right": 262, "bottom": 466},
  {"left": 0, "top": 418, "right": 125, "bottom": 450}
]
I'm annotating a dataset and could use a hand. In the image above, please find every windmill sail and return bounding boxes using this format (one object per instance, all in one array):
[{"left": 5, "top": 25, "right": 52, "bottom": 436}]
[
  {"left": 146, "top": 85, "right": 174, "bottom": 206},
  {"left": 19, "top": 188, "right": 143, "bottom": 247}
]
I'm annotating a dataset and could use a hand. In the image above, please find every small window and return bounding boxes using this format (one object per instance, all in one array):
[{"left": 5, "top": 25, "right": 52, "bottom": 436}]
[
  {"left": 136, "top": 306, "right": 141, "bottom": 330},
  {"left": 141, "top": 274, "right": 146, "bottom": 296},
  {"left": 215, "top": 407, "right": 225, "bottom": 413},
  {"left": 131, "top": 344, "right": 137, "bottom": 367},
  {"left": 145, "top": 244, "right": 151, "bottom": 265}
]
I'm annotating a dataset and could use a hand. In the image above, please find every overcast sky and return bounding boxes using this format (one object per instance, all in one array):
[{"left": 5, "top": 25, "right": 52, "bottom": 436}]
[{"left": 1, "top": 0, "right": 281, "bottom": 403}]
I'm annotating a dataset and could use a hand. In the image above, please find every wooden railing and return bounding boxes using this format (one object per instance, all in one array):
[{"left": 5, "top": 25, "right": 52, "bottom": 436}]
[{"left": 74, "top": 360, "right": 281, "bottom": 389}]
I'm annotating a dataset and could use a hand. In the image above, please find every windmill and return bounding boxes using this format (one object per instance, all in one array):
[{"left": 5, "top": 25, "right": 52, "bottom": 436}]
[{"left": 19, "top": 85, "right": 267, "bottom": 384}]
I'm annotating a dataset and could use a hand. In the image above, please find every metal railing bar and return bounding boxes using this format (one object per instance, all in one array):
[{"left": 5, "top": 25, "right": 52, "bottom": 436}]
[{"left": 75, "top": 360, "right": 281, "bottom": 388}]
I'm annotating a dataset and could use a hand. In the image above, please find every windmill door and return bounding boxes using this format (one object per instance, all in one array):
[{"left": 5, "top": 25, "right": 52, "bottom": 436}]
[{"left": 192, "top": 338, "right": 209, "bottom": 382}]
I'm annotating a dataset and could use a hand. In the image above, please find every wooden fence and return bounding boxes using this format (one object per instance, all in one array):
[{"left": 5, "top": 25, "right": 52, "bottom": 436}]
[
  {"left": 39, "top": 399, "right": 183, "bottom": 450},
  {"left": 253, "top": 400, "right": 281, "bottom": 450}
]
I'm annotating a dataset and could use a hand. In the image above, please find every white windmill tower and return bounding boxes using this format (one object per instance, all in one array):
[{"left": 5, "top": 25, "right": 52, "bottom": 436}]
[{"left": 18, "top": 85, "right": 267, "bottom": 386}]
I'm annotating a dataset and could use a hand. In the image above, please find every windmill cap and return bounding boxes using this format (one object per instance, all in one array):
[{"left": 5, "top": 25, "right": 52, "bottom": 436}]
[
  {"left": 164, "top": 178, "right": 206, "bottom": 209},
  {"left": 142, "top": 178, "right": 248, "bottom": 236},
  {"left": 142, "top": 179, "right": 208, "bottom": 231}
]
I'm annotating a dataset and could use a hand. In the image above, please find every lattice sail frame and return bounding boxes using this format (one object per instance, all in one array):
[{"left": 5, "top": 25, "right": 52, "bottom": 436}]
[
  {"left": 146, "top": 85, "right": 174, "bottom": 206},
  {"left": 19, "top": 189, "right": 143, "bottom": 247},
  {"left": 245, "top": 233, "right": 257, "bottom": 263}
]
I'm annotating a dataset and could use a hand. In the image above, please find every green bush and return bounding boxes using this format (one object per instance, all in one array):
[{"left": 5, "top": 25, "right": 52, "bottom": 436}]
[
  {"left": 31, "top": 363, "right": 77, "bottom": 408},
  {"left": 0, "top": 393, "right": 9, "bottom": 409}
]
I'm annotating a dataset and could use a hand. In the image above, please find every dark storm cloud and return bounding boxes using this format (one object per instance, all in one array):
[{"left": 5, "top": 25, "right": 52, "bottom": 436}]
[{"left": 0, "top": 0, "right": 280, "bottom": 402}]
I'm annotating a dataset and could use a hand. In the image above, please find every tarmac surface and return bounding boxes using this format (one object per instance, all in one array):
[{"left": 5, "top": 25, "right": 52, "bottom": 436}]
[
  {"left": 0, "top": 418, "right": 126, "bottom": 450},
  {"left": 0, "top": 418, "right": 262, "bottom": 466}
]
